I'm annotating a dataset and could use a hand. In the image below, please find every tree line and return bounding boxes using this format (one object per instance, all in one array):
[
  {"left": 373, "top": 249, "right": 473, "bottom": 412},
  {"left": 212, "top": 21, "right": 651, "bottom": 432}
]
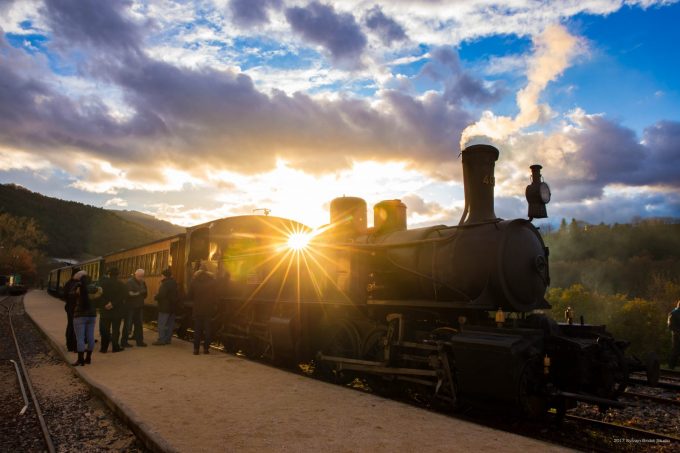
[
  {"left": 0, "top": 184, "right": 171, "bottom": 283},
  {"left": 543, "top": 218, "right": 680, "bottom": 363}
]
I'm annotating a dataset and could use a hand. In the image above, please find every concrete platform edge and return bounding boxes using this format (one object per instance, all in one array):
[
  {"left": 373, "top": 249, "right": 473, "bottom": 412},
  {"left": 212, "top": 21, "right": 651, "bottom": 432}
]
[{"left": 23, "top": 296, "right": 178, "bottom": 453}]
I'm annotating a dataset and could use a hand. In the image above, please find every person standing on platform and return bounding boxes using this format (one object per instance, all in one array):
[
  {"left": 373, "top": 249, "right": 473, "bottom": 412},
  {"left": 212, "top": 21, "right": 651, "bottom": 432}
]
[
  {"left": 668, "top": 300, "right": 680, "bottom": 370},
  {"left": 125, "top": 269, "right": 148, "bottom": 347},
  {"left": 72, "top": 270, "right": 99, "bottom": 366},
  {"left": 153, "top": 268, "right": 179, "bottom": 345},
  {"left": 62, "top": 269, "right": 81, "bottom": 352},
  {"left": 188, "top": 265, "right": 217, "bottom": 355},
  {"left": 99, "top": 268, "right": 127, "bottom": 353}
]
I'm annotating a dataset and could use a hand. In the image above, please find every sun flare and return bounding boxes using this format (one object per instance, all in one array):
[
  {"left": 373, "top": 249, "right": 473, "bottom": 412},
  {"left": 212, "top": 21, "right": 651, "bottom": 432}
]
[{"left": 287, "top": 232, "right": 311, "bottom": 251}]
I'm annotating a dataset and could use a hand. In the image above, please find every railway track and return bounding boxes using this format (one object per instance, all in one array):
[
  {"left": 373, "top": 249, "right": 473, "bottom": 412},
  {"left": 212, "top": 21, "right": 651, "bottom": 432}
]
[
  {"left": 2, "top": 293, "right": 149, "bottom": 452},
  {"left": 624, "top": 390, "right": 680, "bottom": 407},
  {"left": 565, "top": 414, "right": 680, "bottom": 445},
  {"left": 628, "top": 376, "right": 680, "bottom": 391},
  {"left": 1, "top": 295, "right": 56, "bottom": 453},
  {"left": 660, "top": 368, "right": 680, "bottom": 379}
]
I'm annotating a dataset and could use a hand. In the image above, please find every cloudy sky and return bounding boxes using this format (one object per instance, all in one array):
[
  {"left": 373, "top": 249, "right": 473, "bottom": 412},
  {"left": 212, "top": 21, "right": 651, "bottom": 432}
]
[{"left": 1, "top": 0, "right": 679, "bottom": 228}]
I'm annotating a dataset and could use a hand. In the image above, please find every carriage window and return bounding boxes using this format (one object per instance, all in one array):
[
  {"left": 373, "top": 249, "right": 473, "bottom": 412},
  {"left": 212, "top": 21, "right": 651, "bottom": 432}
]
[
  {"left": 209, "top": 241, "right": 222, "bottom": 261},
  {"left": 188, "top": 228, "right": 210, "bottom": 261},
  {"left": 162, "top": 250, "right": 169, "bottom": 269}
]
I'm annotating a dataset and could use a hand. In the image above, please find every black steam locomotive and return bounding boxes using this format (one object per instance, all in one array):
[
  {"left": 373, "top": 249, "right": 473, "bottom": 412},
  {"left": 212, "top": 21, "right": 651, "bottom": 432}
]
[
  {"left": 206, "top": 144, "right": 631, "bottom": 418},
  {"left": 48, "top": 143, "right": 637, "bottom": 417}
]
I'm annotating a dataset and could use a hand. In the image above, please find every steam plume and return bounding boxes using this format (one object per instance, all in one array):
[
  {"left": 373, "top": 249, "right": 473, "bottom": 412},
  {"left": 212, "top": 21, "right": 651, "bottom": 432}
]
[{"left": 460, "top": 24, "right": 581, "bottom": 148}]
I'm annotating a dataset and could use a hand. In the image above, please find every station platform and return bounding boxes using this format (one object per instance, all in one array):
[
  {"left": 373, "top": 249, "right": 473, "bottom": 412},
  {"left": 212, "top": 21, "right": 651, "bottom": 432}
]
[{"left": 24, "top": 291, "right": 571, "bottom": 453}]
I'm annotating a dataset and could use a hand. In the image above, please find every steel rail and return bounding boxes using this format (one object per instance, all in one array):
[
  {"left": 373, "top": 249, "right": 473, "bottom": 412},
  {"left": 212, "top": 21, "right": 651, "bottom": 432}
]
[
  {"left": 9, "top": 359, "right": 29, "bottom": 415},
  {"left": 623, "top": 390, "right": 680, "bottom": 407},
  {"left": 628, "top": 377, "right": 680, "bottom": 391},
  {"left": 5, "top": 295, "right": 56, "bottom": 453},
  {"left": 660, "top": 368, "right": 680, "bottom": 378},
  {"left": 565, "top": 414, "right": 680, "bottom": 443}
]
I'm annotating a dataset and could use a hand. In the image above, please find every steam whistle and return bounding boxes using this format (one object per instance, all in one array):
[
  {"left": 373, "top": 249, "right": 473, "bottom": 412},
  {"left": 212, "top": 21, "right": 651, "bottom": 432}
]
[{"left": 525, "top": 165, "right": 551, "bottom": 220}]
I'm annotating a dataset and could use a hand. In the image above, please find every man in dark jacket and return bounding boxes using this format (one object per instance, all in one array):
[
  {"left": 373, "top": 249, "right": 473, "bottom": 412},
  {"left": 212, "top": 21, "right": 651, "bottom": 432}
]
[
  {"left": 153, "top": 268, "right": 179, "bottom": 345},
  {"left": 188, "top": 266, "right": 218, "bottom": 355},
  {"left": 99, "top": 268, "right": 128, "bottom": 353},
  {"left": 125, "top": 269, "right": 148, "bottom": 347},
  {"left": 669, "top": 300, "right": 680, "bottom": 369},
  {"left": 62, "top": 269, "right": 81, "bottom": 352}
]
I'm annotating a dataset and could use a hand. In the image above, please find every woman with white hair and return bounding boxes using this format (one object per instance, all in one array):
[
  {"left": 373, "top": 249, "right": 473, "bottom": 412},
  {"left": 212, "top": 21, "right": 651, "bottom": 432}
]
[{"left": 71, "top": 270, "right": 99, "bottom": 366}]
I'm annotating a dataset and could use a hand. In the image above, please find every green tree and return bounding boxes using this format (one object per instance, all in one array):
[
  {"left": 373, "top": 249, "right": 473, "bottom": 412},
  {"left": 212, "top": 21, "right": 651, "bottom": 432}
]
[
  {"left": 0, "top": 212, "right": 47, "bottom": 282},
  {"left": 608, "top": 297, "right": 669, "bottom": 358}
]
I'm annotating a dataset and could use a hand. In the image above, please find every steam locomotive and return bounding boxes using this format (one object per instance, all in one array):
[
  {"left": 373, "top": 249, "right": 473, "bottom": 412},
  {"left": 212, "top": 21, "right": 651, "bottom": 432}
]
[
  {"left": 48, "top": 144, "right": 638, "bottom": 417},
  {"left": 206, "top": 143, "right": 631, "bottom": 418}
]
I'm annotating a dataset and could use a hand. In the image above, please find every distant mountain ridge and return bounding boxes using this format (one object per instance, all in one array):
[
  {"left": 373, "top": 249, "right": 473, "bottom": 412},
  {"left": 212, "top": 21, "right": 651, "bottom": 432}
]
[
  {"left": 110, "top": 209, "right": 184, "bottom": 236},
  {"left": 0, "top": 184, "right": 183, "bottom": 259}
]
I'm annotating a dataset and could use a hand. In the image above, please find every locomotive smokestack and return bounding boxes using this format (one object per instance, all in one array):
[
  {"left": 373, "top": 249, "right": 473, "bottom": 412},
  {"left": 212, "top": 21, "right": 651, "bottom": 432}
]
[{"left": 460, "top": 144, "right": 499, "bottom": 225}]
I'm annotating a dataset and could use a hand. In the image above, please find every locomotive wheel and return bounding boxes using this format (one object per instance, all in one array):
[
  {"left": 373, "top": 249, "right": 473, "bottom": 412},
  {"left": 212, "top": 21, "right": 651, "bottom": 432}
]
[
  {"left": 316, "top": 319, "right": 361, "bottom": 384},
  {"left": 324, "top": 319, "right": 361, "bottom": 358},
  {"left": 360, "top": 326, "right": 390, "bottom": 392},
  {"left": 361, "top": 326, "right": 388, "bottom": 361}
]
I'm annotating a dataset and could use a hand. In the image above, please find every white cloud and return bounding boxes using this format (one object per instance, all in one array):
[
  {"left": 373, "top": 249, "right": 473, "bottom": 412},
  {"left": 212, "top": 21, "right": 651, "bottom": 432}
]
[{"left": 104, "top": 197, "right": 128, "bottom": 207}]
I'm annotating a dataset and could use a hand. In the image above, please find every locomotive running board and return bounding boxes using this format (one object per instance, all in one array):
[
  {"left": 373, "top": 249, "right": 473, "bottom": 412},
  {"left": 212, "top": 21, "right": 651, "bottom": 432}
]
[{"left": 317, "top": 353, "right": 438, "bottom": 377}]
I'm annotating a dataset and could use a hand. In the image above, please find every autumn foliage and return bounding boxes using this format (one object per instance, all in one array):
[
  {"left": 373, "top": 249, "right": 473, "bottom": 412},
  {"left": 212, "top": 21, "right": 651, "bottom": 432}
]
[
  {"left": 544, "top": 219, "right": 680, "bottom": 362},
  {"left": 0, "top": 212, "right": 47, "bottom": 282}
]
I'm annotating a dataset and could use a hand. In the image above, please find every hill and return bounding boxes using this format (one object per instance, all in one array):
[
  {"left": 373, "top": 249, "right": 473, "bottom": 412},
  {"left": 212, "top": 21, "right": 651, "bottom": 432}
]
[
  {"left": 110, "top": 209, "right": 184, "bottom": 236},
  {"left": 543, "top": 218, "right": 680, "bottom": 296},
  {"left": 0, "top": 184, "right": 180, "bottom": 259}
]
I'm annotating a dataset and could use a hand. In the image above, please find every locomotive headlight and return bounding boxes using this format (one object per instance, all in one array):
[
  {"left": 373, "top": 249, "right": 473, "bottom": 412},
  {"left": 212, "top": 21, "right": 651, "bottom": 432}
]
[
  {"left": 525, "top": 164, "right": 550, "bottom": 220},
  {"left": 287, "top": 232, "right": 311, "bottom": 251}
]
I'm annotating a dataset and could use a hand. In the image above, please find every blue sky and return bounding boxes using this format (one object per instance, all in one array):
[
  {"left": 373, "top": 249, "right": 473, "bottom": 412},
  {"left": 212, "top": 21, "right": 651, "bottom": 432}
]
[{"left": 1, "top": 0, "right": 679, "bottom": 228}]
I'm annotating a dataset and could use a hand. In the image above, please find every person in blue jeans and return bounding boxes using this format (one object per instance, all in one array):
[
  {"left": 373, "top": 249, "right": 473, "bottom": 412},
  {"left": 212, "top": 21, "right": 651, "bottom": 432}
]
[
  {"left": 71, "top": 270, "right": 100, "bottom": 366},
  {"left": 153, "top": 268, "right": 179, "bottom": 345},
  {"left": 188, "top": 265, "right": 217, "bottom": 355}
]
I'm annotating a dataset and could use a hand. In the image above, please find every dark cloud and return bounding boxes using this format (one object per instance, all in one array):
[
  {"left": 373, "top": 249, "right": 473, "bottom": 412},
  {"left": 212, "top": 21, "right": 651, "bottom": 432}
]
[
  {"left": 363, "top": 5, "right": 407, "bottom": 46},
  {"left": 641, "top": 120, "right": 680, "bottom": 185},
  {"left": 112, "top": 53, "right": 471, "bottom": 173},
  {"left": 0, "top": 2, "right": 475, "bottom": 183},
  {"left": 0, "top": 24, "right": 470, "bottom": 177},
  {"left": 0, "top": 1, "right": 17, "bottom": 14},
  {"left": 229, "top": 0, "right": 281, "bottom": 27},
  {"left": 553, "top": 190, "right": 680, "bottom": 224},
  {"left": 573, "top": 116, "right": 680, "bottom": 186},
  {"left": 421, "top": 47, "right": 505, "bottom": 106},
  {"left": 570, "top": 115, "right": 642, "bottom": 185},
  {"left": 0, "top": 31, "right": 142, "bottom": 159},
  {"left": 285, "top": 2, "right": 366, "bottom": 67},
  {"left": 42, "top": 0, "right": 142, "bottom": 56},
  {"left": 551, "top": 116, "right": 680, "bottom": 202}
]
